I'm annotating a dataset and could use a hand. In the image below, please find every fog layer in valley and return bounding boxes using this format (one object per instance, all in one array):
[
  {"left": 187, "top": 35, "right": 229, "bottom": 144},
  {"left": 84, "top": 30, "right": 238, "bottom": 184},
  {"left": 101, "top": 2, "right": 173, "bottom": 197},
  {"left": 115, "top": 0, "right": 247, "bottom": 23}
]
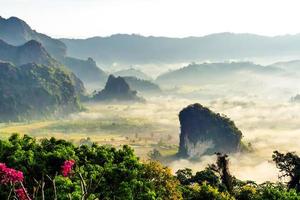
[
  {"left": 67, "top": 93, "right": 300, "bottom": 183},
  {"left": 57, "top": 60, "right": 300, "bottom": 183}
]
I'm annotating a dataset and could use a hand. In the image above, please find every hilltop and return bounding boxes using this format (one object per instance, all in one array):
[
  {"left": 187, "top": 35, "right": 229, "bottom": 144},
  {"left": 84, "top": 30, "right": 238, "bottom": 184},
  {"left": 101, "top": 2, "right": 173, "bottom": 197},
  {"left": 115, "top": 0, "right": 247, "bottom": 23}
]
[{"left": 93, "top": 75, "right": 144, "bottom": 102}]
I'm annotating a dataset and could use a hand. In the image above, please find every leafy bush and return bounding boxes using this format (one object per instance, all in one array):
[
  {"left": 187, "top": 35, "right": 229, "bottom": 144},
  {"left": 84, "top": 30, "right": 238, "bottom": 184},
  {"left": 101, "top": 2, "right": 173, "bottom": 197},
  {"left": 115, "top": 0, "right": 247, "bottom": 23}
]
[{"left": 0, "top": 134, "right": 182, "bottom": 200}]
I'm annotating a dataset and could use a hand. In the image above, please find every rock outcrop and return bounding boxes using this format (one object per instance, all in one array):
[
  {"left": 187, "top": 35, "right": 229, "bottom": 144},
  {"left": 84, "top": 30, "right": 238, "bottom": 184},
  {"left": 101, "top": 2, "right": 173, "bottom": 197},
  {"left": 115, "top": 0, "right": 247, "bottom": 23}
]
[
  {"left": 178, "top": 103, "right": 242, "bottom": 158},
  {"left": 93, "top": 75, "right": 144, "bottom": 102}
]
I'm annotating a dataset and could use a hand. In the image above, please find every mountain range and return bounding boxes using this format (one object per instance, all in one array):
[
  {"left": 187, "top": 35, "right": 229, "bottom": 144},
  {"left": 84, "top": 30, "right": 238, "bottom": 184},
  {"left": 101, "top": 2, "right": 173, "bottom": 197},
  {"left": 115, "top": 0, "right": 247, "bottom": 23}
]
[
  {"left": 0, "top": 39, "right": 85, "bottom": 95},
  {"left": 156, "top": 62, "right": 284, "bottom": 86},
  {"left": 61, "top": 33, "right": 300, "bottom": 65},
  {"left": 0, "top": 16, "right": 107, "bottom": 86},
  {"left": 0, "top": 16, "right": 66, "bottom": 59}
]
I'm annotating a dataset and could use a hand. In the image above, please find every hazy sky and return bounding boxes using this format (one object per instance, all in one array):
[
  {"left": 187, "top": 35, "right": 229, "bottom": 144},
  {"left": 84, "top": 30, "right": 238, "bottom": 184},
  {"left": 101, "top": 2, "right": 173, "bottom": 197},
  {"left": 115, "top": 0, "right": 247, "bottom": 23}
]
[{"left": 1, "top": 0, "right": 300, "bottom": 38}]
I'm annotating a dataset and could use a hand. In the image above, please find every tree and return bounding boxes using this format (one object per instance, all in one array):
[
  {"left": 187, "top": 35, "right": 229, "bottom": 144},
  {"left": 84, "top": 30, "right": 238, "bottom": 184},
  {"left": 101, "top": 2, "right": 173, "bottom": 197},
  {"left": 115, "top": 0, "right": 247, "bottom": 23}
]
[
  {"left": 209, "top": 153, "right": 234, "bottom": 193},
  {"left": 272, "top": 151, "right": 300, "bottom": 191},
  {"left": 182, "top": 182, "right": 234, "bottom": 200},
  {"left": 176, "top": 168, "right": 193, "bottom": 185},
  {"left": 148, "top": 149, "right": 162, "bottom": 161},
  {"left": 142, "top": 161, "right": 183, "bottom": 200},
  {"left": 192, "top": 168, "right": 222, "bottom": 189},
  {"left": 0, "top": 134, "right": 182, "bottom": 200}
]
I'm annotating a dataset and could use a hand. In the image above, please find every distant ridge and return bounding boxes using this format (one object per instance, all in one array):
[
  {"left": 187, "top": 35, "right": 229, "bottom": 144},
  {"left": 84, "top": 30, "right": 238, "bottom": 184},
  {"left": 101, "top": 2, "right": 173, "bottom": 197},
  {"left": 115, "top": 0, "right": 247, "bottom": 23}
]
[
  {"left": 0, "top": 16, "right": 66, "bottom": 58},
  {"left": 0, "top": 39, "right": 57, "bottom": 66},
  {"left": 61, "top": 33, "right": 300, "bottom": 65}
]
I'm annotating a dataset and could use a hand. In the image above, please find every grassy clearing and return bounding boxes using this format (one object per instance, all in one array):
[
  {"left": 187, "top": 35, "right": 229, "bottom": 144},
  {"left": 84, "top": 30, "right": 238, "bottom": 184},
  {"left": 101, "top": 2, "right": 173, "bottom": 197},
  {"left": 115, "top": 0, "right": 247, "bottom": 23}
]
[{"left": 0, "top": 102, "right": 180, "bottom": 160}]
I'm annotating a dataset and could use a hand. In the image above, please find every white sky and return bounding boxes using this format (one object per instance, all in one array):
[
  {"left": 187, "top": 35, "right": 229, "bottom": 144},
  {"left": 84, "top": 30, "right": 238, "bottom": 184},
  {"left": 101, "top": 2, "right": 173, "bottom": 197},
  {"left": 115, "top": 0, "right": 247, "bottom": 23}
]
[{"left": 1, "top": 0, "right": 300, "bottom": 38}]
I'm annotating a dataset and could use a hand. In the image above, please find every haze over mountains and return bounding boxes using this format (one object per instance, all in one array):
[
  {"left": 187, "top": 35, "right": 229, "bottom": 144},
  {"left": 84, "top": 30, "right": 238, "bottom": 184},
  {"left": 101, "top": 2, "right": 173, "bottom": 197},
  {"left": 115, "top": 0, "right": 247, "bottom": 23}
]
[
  {"left": 3, "top": 12, "right": 300, "bottom": 189},
  {"left": 0, "top": 16, "right": 107, "bottom": 87},
  {"left": 0, "top": 16, "right": 66, "bottom": 58},
  {"left": 61, "top": 33, "right": 300, "bottom": 65},
  {"left": 156, "top": 62, "right": 285, "bottom": 86}
]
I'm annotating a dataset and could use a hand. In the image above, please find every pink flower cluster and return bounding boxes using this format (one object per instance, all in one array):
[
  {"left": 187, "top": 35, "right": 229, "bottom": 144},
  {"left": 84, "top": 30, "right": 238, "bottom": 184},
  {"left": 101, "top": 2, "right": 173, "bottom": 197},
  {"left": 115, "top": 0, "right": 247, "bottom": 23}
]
[
  {"left": 61, "top": 160, "right": 75, "bottom": 177},
  {"left": 15, "top": 188, "right": 31, "bottom": 200},
  {"left": 0, "top": 163, "right": 24, "bottom": 184}
]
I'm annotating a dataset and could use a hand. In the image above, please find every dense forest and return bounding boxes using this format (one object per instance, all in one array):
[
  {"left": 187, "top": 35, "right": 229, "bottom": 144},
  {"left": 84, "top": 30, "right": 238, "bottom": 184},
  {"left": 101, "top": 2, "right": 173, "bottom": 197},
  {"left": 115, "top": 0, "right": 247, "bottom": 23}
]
[{"left": 0, "top": 134, "right": 300, "bottom": 200}]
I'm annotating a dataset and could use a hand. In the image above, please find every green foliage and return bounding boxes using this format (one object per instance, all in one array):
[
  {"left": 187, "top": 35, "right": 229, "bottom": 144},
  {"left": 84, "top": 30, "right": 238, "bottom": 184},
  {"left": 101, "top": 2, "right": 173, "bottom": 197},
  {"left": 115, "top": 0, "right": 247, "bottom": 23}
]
[
  {"left": 181, "top": 182, "right": 234, "bottom": 200},
  {"left": 256, "top": 183, "right": 300, "bottom": 200},
  {"left": 176, "top": 168, "right": 193, "bottom": 185},
  {"left": 272, "top": 150, "right": 300, "bottom": 191},
  {"left": 0, "top": 134, "right": 182, "bottom": 200},
  {"left": 0, "top": 62, "right": 81, "bottom": 121},
  {"left": 3, "top": 135, "right": 300, "bottom": 200}
]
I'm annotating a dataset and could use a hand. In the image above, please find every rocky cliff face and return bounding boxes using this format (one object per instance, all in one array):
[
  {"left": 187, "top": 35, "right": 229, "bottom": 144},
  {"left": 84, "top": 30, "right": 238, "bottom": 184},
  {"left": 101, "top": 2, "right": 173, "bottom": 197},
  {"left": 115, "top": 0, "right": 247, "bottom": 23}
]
[
  {"left": 93, "top": 75, "right": 144, "bottom": 102},
  {"left": 178, "top": 103, "right": 242, "bottom": 158}
]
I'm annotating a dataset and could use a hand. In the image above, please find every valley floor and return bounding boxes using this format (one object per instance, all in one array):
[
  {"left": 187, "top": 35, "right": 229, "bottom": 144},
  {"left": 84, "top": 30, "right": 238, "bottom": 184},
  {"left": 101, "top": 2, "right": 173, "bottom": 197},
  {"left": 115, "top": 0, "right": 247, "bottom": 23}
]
[{"left": 1, "top": 95, "right": 300, "bottom": 183}]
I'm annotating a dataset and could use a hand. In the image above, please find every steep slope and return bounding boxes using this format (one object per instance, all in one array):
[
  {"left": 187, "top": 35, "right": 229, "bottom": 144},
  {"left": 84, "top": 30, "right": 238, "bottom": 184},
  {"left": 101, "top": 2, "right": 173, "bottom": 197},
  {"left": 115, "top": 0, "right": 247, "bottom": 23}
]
[
  {"left": 178, "top": 103, "right": 242, "bottom": 158},
  {"left": 0, "top": 16, "right": 106, "bottom": 86},
  {"left": 61, "top": 33, "right": 300, "bottom": 65},
  {"left": 0, "top": 39, "right": 86, "bottom": 95},
  {"left": 0, "top": 39, "right": 57, "bottom": 66},
  {"left": 0, "top": 62, "right": 81, "bottom": 121},
  {"left": 93, "top": 75, "right": 144, "bottom": 102},
  {"left": 0, "top": 16, "right": 66, "bottom": 58},
  {"left": 62, "top": 57, "right": 107, "bottom": 86}
]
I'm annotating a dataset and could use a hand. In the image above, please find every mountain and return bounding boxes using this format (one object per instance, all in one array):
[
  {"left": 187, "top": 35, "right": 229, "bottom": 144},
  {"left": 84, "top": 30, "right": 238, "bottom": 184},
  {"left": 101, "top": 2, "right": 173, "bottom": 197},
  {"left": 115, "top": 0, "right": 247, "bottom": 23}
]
[
  {"left": 93, "top": 75, "right": 144, "bottom": 102},
  {"left": 122, "top": 76, "right": 161, "bottom": 93},
  {"left": 156, "top": 62, "right": 283, "bottom": 86},
  {"left": 290, "top": 94, "right": 300, "bottom": 103},
  {"left": 0, "top": 16, "right": 66, "bottom": 58},
  {"left": 61, "top": 57, "right": 107, "bottom": 86},
  {"left": 113, "top": 68, "right": 152, "bottom": 80},
  {"left": 0, "top": 39, "right": 85, "bottom": 95},
  {"left": 0, "top": 39, "right": 57, "bottom": 66},
  {"left": 61, "top": 33, "right": 300, "bottom": 65},
  {"left": 270, "top": 60, "right": 300, "bottom": 73},
  {"left": 0, "top": 61, "right": 81, "bottom": 121},
  {"left": 0, "top": 16, "right": 107, "bottom": 87},
  {"left": 178, "top": 103, "right": 242, "bottom": 158}
]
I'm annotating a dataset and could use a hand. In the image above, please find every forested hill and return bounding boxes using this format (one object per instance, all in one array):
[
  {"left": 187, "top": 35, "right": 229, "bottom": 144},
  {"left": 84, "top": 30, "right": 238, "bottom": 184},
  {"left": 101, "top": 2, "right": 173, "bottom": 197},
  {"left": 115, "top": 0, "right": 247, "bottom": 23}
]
[
  {"left": 0, "top": 62, "right": 81, "bottom": 121},
  {"left": 0, "top": 16, "right": 108, "bottom": 86}
]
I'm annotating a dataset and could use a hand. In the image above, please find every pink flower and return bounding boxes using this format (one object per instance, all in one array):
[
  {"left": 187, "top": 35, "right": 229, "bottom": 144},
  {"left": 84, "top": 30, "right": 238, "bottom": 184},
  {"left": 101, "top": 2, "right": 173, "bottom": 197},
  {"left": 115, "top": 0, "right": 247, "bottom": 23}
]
[
  {"left": 0, "top": 163, "right": 24, "bottom": 184},
  {"left": 15, "top": 187, "right": 31, "bottom": 200},
  {"left": 61, "top": 160, "right": 75, "bottom": 177}
]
